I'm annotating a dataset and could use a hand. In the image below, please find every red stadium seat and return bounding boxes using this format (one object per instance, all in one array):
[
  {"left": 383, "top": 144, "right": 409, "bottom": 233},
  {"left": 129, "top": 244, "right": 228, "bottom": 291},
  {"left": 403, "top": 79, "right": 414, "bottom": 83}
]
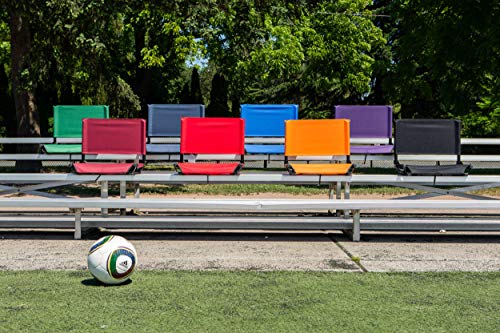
[
  {"left": 175, "top": 118, "right": 245, "bottom": 175},
  {"left": 72, "top": 119, "right": 146, "bottom": 174}
]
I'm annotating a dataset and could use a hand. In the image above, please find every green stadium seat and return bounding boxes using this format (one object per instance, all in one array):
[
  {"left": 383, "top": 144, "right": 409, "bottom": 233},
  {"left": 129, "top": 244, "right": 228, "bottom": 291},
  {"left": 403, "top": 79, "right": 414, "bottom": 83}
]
[{"left": 42, "top": 105, "right": 109, "bottom": 154}]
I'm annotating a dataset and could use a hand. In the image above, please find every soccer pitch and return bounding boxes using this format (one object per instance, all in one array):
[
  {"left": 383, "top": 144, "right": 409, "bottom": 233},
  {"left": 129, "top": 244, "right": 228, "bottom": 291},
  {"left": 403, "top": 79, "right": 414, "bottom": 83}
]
[{"left": 0, "top": 271, "right": 498, "bottom": 332}]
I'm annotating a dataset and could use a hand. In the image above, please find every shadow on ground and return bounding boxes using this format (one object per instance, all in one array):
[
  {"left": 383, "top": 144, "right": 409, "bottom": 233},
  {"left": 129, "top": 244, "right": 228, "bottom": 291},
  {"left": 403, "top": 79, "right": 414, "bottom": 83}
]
[{"left": 0, "top": 230, "right": 498, "bottom": 244}]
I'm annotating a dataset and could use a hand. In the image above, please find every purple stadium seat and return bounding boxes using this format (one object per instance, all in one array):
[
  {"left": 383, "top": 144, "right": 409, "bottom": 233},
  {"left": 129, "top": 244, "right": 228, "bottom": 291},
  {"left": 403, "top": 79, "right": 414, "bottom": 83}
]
[{"left": 335, "top": 105, "right": 393, "bottom": 155}]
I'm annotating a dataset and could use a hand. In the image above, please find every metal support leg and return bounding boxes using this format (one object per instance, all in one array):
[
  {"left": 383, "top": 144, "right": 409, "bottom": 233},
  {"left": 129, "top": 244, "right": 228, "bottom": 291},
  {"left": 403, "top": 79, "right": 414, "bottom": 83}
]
[
  {"left": 389, "top": 182, "right": 500, "bottom": 200},
  {"left": 134, "top": 183, "right": 140, "bottom": 198},
  {"left": 100, "top": 181, "right": 108, "bottom": 216},
  {"left": 328, "top": 183, "right": 335, "bottom": 215},
  {"left": 74, "top": 208, "right": 82, "bottom": 240},
  {"left": 120, "top": 181, "right": 126, "bottom": 216},
  {"left": 344, "top": 182, "right": 351, "bottom": 218},
  {"left": 352, "top": 210, "right": 360, "bottom": 242},
  {"left": 133, "top": 183, "right": 140, "bottom": 215},
  {"left": 336, "top": 181, "right": 342, "bottom": 216}
]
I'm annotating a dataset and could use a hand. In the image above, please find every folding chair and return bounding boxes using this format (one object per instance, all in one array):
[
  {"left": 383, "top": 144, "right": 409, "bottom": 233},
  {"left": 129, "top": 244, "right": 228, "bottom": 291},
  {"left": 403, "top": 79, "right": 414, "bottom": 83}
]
[
  {"left": 72, "top": 119, "right": 146, "bottom": 174},
  {"left": 394, "top": 119, "right": 472, "bottom": 176},
  {"left": 285, "top": 119, "right": 353, "bottom": 175},
  {"left": 241, "top": 104, "right": 298, "bottom": 154},
  {"left": 146, "top": 104, "right": 205, "bottom": 154},
  {"left": 335, "top": 105, "right": 393, "bottom": 154},
  {"left": 175, "top": 118, "right": 245, "bottom": 175},
  {"left": 42, "top": 105, "right": 109, "bottom": 153}
]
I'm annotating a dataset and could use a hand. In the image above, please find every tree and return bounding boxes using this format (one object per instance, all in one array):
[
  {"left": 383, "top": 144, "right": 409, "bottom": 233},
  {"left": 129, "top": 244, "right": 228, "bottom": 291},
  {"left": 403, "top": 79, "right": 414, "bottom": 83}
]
[
  {"left": 179, "top": 82, "right": 191, "bottom": 104},
  {"left": 128, "top": 2, "right": 204, "bottom": 113},
  {"left": 190, "top": 67, "right": 203, "bottom": 105},
  {"left": 0, "top": 10, "right": 14, "bottom": 152},
  {"left": 381, "top": 0, "right": 500, "bottom": 136},
  {"left": 207, "top": 73, "right": 229, "bottom": 117},
  {"left": 193, "top": 0, "right": 384, "bottom": 118},
  {"left": 463, "top": 75, "right": 500, "bottom": 138},
  {"left": 7, "top": 2, "right": 41, "bottom": 171}
]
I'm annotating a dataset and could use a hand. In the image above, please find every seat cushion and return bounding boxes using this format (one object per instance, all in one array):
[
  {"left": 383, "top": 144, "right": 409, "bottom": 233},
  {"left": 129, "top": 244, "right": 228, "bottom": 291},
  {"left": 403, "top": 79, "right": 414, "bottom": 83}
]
[
  {"left": 43, "top": 144, "right": 82, "bottom": 154},
  {"left": 73, "top": 163, "right": 144, "bottom": 175},
  {"left": 350, "top": 145, "right": 393, "bottom": 154},
  {"left": 175, "top": 162, "right": 243, "bottom": 175},
  {"left": 397, "top": 164, "right": 472, "bottom": 176},
  {"left": 288, "top": 163, "right": 353, "bottom": 175},
  {"left": 146, "top": 143, "right": 180, "bottom": 154},
  {"left": 245, "top": 144, "right": 284, "bottom": 154}
]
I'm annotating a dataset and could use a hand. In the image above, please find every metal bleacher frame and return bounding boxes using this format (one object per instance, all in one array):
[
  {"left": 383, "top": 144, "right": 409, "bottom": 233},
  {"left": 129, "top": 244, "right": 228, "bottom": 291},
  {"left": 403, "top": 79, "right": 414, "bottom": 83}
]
[
  {"left": 0, "top": 197, "right": 498, "bottom": 241},
  {"left": 0, "top": 171, "right": 499, "bottom": 241},
  {"left": 0, "top": 136, "right": 498, "bottom": 241}
]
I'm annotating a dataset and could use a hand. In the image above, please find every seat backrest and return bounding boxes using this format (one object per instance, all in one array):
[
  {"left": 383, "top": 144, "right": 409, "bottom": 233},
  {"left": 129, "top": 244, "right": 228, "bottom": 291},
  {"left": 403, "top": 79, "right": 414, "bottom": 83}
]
[
  {"left": 241, "top": 104, "right": 298, "bottom": 137},
  {"left": 395, "top": 119, "right": 461, "bottom": 155},
  {"left": 285, "top": 119, "right": 350, "bottom": 156},
  {"left": 180, "top": 118, "right": 245, "bottom": 155},
  {"left": 82, "top": 119, "right": 146, "bottom": 155},
  {"left": 53, "top": 105, "right": 109, "bottom": 138},
  {"left": 147, "top": 104, "right": 205, "bottom": 137},
  {"left": 335, "top": 105, "right": 392, "bottom": 138}
]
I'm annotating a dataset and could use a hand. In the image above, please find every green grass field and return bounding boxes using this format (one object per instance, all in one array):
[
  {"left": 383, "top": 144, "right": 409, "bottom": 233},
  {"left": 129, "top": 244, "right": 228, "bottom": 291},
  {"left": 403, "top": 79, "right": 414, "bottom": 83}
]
[{"left": 0, "top": 271, "right": 498, "bottom": 332}]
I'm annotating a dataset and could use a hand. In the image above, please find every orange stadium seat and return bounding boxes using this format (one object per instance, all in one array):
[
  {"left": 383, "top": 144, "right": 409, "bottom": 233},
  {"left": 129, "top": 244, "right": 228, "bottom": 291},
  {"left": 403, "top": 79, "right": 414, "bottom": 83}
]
[{"left": 285, "top": 119, "right": 353, "bottom": 175}]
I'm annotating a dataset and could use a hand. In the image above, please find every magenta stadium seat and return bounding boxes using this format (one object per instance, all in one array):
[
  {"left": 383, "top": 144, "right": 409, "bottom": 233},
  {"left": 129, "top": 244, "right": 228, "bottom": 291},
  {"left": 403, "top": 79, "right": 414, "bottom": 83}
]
[
  {"left": 72, "top": 119, "right": 146, "bottom": 175},
  {"left": 175, "top": 162, "right": 242, "bottom": 175},
  {"left": 73, "top": 163, "right": 144, "bottom": 175},
  {"left": 174, "top": 118, "right": 245, "bottom": 175}
]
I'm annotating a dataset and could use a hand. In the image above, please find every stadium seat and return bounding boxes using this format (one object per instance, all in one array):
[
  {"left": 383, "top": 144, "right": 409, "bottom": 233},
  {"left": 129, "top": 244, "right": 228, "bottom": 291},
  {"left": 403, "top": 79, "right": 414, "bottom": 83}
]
[
  {"left": 175, "top": 118, "right": 245, "bottom": 175},
  {"left": 335, "top": 105, "right": 393, "bottom": 154},
  {"left": 285, "top": 119, "right": 353, "bottom": 175},
  {"left": 394, "top": 119, "right": 472, "bottom": 176},
  {"left": 72, "top": 119, "right": 146, "bottom": 174},
  {"left": 241, "top": 104, "right": 298, "bottom": 154},
  {"left": 42, "top": 105, "right": 109, "bottom": 154},
  {"left": 146, "top": 104, "right": 205, "bottom": 154}
]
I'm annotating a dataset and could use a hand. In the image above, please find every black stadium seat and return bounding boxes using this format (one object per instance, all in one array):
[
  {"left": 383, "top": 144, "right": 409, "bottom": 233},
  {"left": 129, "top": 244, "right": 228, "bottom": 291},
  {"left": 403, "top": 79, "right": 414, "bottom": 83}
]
[{"left": 394, "top": 119, "right": 472, "bottom": 176}]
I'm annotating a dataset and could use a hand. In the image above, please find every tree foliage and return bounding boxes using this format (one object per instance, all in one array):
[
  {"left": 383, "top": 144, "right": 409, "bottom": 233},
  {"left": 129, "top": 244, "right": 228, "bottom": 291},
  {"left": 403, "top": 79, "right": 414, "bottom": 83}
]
[
  {"left": 381, "top": 0, "right": 500, "bottom": 137},
  {"left": 191, "top": 0, "right": 384, "bottom": 118},
  {"left": 0, "top": 0, "right": 497, "bottom": 152}
]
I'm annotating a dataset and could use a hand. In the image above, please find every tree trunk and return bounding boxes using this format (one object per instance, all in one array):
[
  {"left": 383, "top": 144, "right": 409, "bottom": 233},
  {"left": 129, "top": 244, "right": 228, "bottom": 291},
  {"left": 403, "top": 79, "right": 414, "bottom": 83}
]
[
  {"left": 10, "top": 9, "right": 42, "bottom": 172},
  {"left": 133, "top": 24, "right": 151, "bottom": 120},
  {"left": 0, "top": 62, "right": 16, "bottom": 154}
]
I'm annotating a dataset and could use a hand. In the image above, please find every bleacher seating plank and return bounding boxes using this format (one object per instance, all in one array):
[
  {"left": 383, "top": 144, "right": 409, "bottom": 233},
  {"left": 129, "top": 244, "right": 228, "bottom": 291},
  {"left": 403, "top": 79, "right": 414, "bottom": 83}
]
[{"left": 0, "top": 198, "right": 498, "bottom": 241}]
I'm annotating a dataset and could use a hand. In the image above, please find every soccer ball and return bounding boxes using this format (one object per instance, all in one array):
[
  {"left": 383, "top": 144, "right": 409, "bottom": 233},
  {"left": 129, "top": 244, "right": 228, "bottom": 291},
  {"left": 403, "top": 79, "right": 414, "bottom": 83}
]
[{"left": 87, "top": 235, "right": 137, "bottom": 285}]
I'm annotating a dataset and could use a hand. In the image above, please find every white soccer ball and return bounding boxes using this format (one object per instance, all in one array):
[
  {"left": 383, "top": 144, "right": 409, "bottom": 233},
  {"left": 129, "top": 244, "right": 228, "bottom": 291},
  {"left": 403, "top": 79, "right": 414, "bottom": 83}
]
[{"left": 87, "top": 235, "right": 137, "bottom": 285}]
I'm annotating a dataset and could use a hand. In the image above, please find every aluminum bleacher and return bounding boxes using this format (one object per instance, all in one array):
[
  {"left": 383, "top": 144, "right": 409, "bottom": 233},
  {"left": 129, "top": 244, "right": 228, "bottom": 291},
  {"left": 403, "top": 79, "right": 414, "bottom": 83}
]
[
  {"left": 0, "top": 197, "right": 498, "bottom": 240},
  {"left": 0, "top": 107, "right": 498, "bottom": 240}
]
